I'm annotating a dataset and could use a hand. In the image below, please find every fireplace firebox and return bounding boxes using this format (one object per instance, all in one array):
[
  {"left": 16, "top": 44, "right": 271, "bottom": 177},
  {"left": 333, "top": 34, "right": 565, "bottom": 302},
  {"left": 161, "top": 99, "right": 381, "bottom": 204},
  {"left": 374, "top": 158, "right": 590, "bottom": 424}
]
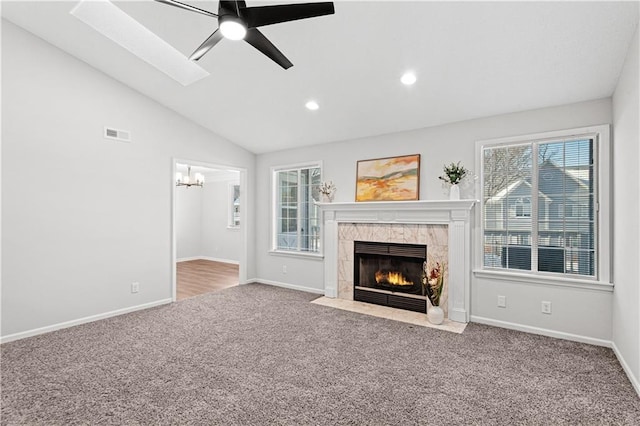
[{"left": 354, "top": 241, "right": 427, "bottom": 313}]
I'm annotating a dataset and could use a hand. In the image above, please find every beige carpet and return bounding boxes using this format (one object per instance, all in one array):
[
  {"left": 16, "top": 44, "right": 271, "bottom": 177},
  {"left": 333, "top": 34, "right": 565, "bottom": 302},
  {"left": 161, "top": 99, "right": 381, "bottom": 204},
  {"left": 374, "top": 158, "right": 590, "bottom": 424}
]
[{"left": 2, "top": 284, "right": 639, "bottom": 425}]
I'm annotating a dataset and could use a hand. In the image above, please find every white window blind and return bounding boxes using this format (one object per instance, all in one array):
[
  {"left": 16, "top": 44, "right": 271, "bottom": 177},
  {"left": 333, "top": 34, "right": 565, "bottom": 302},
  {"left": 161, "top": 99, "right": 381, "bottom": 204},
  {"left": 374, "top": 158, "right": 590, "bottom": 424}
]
[{"left": 483, "top": 137, "right": 597, "bottom": 277}]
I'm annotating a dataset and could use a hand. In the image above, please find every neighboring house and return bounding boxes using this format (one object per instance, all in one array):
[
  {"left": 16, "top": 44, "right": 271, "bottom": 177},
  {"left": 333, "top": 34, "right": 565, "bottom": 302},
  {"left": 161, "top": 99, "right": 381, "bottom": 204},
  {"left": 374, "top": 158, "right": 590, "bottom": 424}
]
[{"left": 484, "top": 160, "right": 594, "bottom": 275}]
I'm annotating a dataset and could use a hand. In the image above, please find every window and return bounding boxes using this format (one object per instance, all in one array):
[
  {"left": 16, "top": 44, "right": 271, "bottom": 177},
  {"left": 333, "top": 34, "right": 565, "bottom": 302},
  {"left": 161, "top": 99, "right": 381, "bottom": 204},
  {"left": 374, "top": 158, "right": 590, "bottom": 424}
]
[
  {"left": 228, "top": 184, "right": 240, "bottom": 228},
  {"left": 514, "top": 197, "right": 531, "bottom": 217},
  {"left": 480, "top": 125, "right": 610, "bottom": 281},
  {"left": 273, "top": 163, "right": 322, "bottom": 254}
]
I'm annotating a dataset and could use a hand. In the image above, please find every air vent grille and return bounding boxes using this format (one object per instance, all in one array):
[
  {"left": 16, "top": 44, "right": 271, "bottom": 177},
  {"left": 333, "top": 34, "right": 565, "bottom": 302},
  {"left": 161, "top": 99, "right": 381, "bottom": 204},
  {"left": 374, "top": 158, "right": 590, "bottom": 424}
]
[{"left": 104, "top": 127, "right": 131, "bottom": 142}]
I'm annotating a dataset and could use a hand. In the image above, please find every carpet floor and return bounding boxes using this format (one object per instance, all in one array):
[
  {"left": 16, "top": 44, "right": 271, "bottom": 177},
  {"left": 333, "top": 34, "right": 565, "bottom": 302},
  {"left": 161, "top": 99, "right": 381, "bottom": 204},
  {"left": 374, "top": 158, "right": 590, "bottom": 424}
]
[{"left": 1, "top": 284, "right": 639, "bottom": 425}]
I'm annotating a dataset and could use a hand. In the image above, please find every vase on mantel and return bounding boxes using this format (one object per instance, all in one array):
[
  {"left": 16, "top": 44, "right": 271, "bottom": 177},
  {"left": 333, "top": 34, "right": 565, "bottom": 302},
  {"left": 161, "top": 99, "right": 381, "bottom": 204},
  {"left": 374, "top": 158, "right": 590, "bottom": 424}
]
[
  {"left": 449, "top": 184, "right": 460, "bottom": 200},
  {"left": 427, "top": 303, "right": 444, "bottom": 325},
  {"left": 322, "top": 194, "right": 333, "bottom": 203}
]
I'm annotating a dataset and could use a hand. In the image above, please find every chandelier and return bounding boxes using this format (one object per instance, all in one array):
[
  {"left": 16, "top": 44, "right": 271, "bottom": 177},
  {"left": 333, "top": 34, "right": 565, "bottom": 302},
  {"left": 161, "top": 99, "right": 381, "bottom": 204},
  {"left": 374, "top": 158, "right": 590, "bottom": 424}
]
[{"left": 176, "top": 166, "right": 204, "bottom": 188}]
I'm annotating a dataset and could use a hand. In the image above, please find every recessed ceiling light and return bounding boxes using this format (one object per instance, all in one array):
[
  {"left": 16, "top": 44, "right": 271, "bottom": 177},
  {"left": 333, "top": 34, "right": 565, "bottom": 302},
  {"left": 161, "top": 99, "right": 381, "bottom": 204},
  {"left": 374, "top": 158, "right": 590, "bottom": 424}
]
[
  {"left": 305, "top": 100, "right": 320, "bottom": 111},
  {"left": 70, "top": 0, "right": 209, "bottom": 86},
  {"left": 401, "top": 72, "right": 417, "bottom": 86}
]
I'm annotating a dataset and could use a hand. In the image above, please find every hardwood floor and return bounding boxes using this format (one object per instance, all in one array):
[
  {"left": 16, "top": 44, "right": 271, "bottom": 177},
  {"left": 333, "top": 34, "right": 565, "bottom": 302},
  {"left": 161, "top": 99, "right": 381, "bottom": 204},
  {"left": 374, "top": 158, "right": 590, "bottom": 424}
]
[{"left": 176, "top": 259, "right": 239, "bottom": 301}]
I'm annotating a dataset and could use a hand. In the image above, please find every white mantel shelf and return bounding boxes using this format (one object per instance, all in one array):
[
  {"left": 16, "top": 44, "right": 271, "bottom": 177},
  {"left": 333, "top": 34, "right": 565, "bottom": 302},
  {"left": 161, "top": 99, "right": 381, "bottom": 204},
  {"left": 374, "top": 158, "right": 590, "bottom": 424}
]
[
  {"left": 318, "top": 199, "right": 476, "bottom": 323},
  {"left": 316, "top": 199, "right": 475, "bottom": 211}
]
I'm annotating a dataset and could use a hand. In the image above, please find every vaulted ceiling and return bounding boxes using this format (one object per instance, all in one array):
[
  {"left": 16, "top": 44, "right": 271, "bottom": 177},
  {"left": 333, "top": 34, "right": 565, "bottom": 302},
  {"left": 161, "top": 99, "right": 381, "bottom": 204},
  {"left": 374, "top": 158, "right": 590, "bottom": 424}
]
[{"left": 2, "top": 1, "right": 638, "bottom": 154}]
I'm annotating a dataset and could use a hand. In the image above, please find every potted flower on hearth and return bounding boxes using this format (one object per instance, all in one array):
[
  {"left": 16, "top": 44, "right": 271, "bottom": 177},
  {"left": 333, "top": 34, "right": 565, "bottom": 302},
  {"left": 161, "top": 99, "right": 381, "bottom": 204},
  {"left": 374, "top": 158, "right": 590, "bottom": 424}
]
[
  {"left": 423, "top": 261, "right": 445, "bottom": 325},
  {"left": 438, "top": 161, "right": 469, "bottom": 200}
]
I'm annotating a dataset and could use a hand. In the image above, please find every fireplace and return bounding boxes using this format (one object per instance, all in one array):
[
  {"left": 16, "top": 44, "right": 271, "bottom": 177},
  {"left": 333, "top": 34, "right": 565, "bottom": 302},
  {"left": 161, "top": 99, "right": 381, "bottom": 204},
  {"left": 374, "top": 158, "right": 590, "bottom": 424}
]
[{"left": 354, "top": 241, "right": 427, "bottom": 313}]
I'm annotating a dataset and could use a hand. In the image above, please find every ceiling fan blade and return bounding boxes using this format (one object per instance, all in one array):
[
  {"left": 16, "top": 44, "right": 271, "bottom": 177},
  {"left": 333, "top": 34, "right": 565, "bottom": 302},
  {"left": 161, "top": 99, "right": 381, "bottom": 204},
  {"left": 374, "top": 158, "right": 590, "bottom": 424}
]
[
  {"left": 154, "top": 0, "right": 218, "bottom": 18},
  {"left": 189, "top": 29, "right": 224, "bottom": 61},
  {"left": 242, "top": 2, "right": 334, "bottom": 28},
  {"left": 244, "top": 28, "right": 293, "bottom": 69}
]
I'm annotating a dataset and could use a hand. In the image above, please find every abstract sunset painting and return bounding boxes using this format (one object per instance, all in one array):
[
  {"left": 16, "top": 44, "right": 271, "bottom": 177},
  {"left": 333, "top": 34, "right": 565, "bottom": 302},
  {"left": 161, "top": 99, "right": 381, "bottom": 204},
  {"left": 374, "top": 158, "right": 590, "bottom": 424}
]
[{"left": 355, "top": 154, "right": 420, "bottom": 201}]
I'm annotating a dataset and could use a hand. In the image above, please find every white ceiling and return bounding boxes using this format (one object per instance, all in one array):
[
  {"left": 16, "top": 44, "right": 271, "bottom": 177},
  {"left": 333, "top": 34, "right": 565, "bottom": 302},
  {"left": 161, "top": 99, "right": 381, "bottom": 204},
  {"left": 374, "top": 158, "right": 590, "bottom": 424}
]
[{"left": 3, "top": 1, "right": 638, "bottom": 154}]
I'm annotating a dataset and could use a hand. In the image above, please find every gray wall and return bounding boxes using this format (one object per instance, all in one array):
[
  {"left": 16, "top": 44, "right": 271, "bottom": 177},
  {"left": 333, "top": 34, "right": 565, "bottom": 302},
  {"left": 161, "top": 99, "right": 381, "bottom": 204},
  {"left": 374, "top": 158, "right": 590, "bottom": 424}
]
[
  {"left": 254, "top": 98, "right": 614, "bottom": 341},
  {"left": 1, "top": 21, "right": 255, "bottom": 338},
  {"left": 612, "top": 20, "right": 640, "bottom": 392}
]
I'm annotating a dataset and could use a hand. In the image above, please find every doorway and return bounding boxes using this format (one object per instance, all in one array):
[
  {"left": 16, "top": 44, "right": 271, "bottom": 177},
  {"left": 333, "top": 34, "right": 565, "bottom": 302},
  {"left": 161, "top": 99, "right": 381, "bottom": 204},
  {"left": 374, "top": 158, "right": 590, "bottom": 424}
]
[{"left": 172, "top": 159, "right": 247, "bottom": 301}]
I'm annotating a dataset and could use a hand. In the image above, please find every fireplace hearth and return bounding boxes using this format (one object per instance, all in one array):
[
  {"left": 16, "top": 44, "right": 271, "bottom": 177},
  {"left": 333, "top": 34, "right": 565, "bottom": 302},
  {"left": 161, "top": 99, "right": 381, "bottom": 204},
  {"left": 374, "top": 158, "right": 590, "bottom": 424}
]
[{"left": 354, "top": 241, "right": 427, "bottom": 313}]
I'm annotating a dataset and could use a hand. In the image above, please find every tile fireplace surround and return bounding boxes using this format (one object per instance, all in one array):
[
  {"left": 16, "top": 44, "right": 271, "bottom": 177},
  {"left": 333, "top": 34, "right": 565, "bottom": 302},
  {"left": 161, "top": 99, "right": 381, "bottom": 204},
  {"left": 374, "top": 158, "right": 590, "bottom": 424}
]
[{"left": 318, "top": 200, "right": 475, "bottom": 323}]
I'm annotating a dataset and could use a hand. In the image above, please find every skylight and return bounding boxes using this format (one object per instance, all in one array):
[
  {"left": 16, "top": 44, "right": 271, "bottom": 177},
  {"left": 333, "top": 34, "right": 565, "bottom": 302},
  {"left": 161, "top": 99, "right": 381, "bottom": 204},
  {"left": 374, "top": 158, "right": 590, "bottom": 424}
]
[{"left": 70, "top": 0, "right": 209, "bottom": 86}]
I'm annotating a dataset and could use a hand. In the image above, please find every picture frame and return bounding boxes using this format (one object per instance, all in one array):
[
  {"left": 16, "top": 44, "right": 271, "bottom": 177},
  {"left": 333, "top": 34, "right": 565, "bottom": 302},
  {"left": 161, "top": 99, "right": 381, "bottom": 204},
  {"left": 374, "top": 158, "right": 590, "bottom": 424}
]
[{"left": 355, "top": 154, "right": 421, "bottom": 201}]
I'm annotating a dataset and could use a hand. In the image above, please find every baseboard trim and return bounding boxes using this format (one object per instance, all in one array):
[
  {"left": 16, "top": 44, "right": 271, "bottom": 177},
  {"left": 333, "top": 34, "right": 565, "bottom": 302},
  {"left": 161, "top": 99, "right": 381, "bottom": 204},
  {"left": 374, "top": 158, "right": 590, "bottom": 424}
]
[
  {"left": 470, "top": 315, "right": 612, "bottom": 348},
  {"left": 200, "top": 256, "right": 239, "bottom": 265},
  {"left": 246, "top": 278, "right": 325, "bottom": 295},
  {"left": 176, "top": 256, "right": 239, "bottom": 265},
  {"left": 611, "top": 341, "right": 640, "bottom": 398},
  {"left": 176, "top": 256, "right": 200, "bottom": 262},
  {"left": 0, "top": 298, "right": 173, "bottom": 344}
]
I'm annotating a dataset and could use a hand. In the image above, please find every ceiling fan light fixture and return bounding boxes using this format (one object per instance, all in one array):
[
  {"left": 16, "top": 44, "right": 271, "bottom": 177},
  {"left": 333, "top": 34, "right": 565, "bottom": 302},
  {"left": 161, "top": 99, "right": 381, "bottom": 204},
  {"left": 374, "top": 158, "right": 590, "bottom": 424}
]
[
  {"left": 155, "top": 0, "right": 335, "bottom": 68},
  {"left": 219, "top": 16, "right": 247, "bottom": 40}
]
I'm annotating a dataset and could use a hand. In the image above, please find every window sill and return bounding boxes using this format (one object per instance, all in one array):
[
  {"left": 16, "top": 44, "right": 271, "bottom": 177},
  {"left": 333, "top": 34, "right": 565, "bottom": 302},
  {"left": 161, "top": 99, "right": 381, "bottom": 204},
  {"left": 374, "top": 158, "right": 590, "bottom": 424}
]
[
  {"left": 473, "top": 269, "right": 613, "bottom": 292},
  {"left": 269, "top": 250, "right": 324, "bottom": 260}
]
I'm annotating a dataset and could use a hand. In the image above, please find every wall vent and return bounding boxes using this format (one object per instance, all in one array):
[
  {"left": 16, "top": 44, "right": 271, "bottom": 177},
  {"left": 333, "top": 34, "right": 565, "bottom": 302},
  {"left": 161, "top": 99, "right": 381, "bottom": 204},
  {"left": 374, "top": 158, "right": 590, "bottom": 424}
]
[{"left": 104, "top": 127, "right": 131, "bottom": 142}]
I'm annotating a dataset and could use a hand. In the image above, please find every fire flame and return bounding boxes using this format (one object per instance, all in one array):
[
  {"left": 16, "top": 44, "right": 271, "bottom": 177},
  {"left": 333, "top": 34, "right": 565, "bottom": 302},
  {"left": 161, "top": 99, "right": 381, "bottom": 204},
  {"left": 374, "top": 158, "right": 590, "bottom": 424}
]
[{"left": 375, "top": 270, "right": 413, "bottom": 286}]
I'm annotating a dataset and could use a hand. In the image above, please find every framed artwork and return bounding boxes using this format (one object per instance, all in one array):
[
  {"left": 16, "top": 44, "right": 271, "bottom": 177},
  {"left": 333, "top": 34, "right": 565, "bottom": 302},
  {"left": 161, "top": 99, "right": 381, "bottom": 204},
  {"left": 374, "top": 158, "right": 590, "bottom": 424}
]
[{"left": 355, "top": 154, "right": 421, "bottom": 201}]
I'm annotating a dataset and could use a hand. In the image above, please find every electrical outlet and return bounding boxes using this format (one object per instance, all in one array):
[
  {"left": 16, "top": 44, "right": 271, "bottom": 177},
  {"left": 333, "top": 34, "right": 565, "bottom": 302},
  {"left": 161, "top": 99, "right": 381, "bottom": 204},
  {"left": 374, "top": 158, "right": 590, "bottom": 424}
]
[
  {"left": 131, "top": 282, "right": 139, "bottom": 294},
  {"left": 497, "top": 295, "right": 506, "bottom": 308},
  {"left": 282, "top": 265, "right": 287, "bottom": 274},
  {"left": 541, "top": 301, "right": 552, "bottom": 314}
]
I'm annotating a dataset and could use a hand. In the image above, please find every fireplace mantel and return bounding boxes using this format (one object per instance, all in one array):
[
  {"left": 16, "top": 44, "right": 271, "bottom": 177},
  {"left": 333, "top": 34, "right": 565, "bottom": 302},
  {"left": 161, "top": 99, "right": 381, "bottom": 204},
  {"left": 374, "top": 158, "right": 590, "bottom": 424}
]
[{"left": 318, "top": 200, "right": 475, "bottom": 323}]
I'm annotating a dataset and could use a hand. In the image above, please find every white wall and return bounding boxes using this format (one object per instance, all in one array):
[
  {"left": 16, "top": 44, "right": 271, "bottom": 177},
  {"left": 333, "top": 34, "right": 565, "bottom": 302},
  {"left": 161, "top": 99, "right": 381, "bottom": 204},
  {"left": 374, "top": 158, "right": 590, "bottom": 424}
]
[
  {"left": 176, "top": 186, "right": 203, "bottom": 259},
  {"left": 175, "top": 172, "right": 241, "bottom": 263},
  {"left": 201, "top": 180, "right": 241, "bottom": 263},
  {"left": 612, "top": 20, "right": 640, "bottom": 392},
  {"left": 1, "top": 21, "right": 256, "bottom": 339},
  {"left": 255, "top": 98, "right": 613, "bottom": 341}
]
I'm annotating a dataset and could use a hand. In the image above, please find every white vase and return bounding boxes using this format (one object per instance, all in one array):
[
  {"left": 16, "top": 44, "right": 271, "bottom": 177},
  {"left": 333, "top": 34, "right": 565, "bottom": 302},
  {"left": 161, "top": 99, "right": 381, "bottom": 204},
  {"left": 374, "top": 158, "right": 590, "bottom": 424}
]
[
  {"left": 449, "top": 184, "right": 460, "bottom": 200},
  {"left": 427, "top": 305, "right": 444, "bottom": 325},
  {"left": 322, "top": 194, "right": 332, "bottom": 203}
]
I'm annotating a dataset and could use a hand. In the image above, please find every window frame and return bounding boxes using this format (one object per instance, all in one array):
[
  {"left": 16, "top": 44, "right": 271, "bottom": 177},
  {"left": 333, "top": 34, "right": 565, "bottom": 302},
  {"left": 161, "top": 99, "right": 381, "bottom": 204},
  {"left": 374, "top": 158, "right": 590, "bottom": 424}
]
[
  {"left": 474, "top": 125, "right": 611, "bottom": 287},
  {"left": 270, "top": 161, "right": 323, "bottom": 258},
  {"left": 228, "top": 182, "right": 240, "bottom": 229}
]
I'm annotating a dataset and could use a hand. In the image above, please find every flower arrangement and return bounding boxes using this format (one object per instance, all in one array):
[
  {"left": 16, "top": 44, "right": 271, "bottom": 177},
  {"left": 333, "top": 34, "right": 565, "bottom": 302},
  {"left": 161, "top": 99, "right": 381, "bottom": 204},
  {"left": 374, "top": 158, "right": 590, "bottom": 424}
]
[
  {"left": 422, "top": 261, "right": 444, "bottom": 307},
  {"left": 438, "top": 161, "right": 469, "bottom": 185},
  {"left": 319, "top": 181, "right": 336, "bottom": 201}
]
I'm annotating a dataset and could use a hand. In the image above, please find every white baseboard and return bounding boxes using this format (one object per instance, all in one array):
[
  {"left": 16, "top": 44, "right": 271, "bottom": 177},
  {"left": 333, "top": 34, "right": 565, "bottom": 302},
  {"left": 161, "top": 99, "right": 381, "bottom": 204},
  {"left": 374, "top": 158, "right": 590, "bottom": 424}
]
[
  {"left": 470, "top": 315, "right": 612, "bottom": 348},
  {"left": 246, "top": 278, "right": 325, "bottom": 295},
  {"left": 611, "top": 341, "right": 640, "bottom": 398},
  {"left": 176, "top": 256, "right": 239, "bottom": 265},
  {"left": 0, "top": 298, "right": 173, "bottom": 344},
  {"left": 176, "top": 256, "right": 200, "bottom": 262},
  {"left": 200, "top": 256, "right": 239, "bottom": 265}
]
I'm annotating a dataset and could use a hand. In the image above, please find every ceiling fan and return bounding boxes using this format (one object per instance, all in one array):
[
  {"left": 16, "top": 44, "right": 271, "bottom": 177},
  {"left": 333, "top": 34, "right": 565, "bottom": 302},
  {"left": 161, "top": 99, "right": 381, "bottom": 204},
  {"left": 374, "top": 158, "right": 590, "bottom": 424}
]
[{"left": 155, "top": 0, "right": 335, "bottom": 69}]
